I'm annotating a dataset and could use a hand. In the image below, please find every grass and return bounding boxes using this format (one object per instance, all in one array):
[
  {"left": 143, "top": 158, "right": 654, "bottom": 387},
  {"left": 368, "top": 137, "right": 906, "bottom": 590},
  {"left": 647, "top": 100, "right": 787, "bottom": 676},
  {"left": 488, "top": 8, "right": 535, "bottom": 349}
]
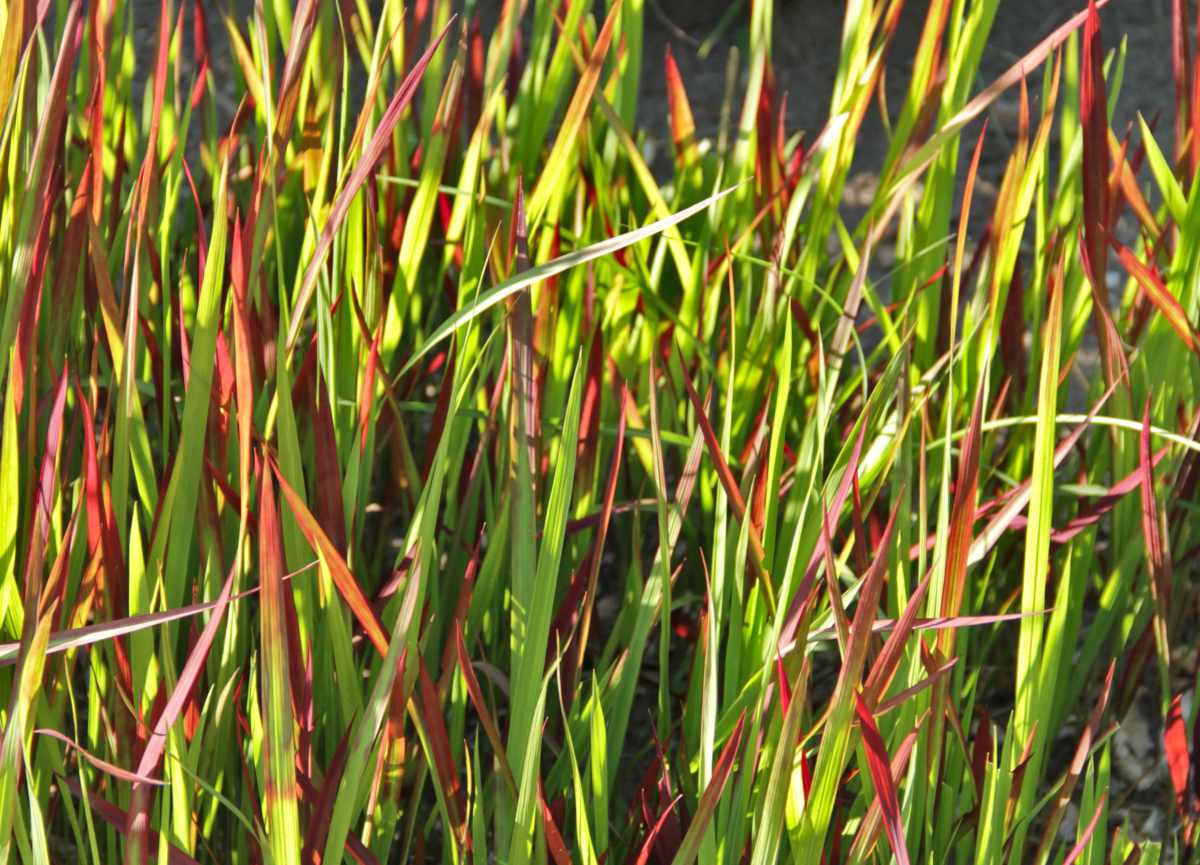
[{"left": 1, "top": 0, "right": 1199, "bottom": 862}]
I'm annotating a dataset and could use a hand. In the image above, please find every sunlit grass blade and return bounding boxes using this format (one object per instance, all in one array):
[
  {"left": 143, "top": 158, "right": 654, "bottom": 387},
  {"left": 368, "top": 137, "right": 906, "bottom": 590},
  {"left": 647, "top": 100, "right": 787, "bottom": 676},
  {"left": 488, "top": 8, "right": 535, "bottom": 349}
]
[
  {"left": 320, "top": 556, "right": 422, "bottom": 865},
  {"left": 258, "top": 467, "right": 301, "bottom": 865},
  {"left": 6, "top": 1, "right": 1197, "bottom": 861},
  {"left": 285, "top": 18, "right": 455, "bottom": 355},
  {"left": 507, "top": 358, "right": 585, "bottom": 832},
  {"left": 402, "top": 185, "right": 739, "bottom": 375}
]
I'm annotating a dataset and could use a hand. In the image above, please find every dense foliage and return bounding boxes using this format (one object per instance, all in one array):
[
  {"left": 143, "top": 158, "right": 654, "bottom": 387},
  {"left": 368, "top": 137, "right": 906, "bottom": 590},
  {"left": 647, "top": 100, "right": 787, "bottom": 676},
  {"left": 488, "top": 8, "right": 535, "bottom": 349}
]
[{"left": 2, "top": 0, "right": 1199, "bottom": 863}]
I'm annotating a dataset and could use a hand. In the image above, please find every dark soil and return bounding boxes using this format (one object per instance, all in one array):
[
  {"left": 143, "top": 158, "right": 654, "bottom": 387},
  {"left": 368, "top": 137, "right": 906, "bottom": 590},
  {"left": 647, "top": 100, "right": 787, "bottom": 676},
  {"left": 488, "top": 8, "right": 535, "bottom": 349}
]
[{"left": 645, "top": 0, "right": 1172, "bottom": 160}]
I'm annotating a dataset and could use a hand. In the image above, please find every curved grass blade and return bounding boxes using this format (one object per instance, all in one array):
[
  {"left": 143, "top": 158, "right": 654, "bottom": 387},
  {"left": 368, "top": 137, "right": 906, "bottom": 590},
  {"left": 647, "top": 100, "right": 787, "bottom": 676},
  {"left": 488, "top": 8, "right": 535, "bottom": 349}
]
[
  {"left": 401, "top": 185, "right": 740, "bottom": 376},
  {"left": 32, "top": 730, "right": 164, "bottom": 787},
  {"left": 61, "top": 779, "right": 199, "bottom": 865},
  {"left": 0, "top": 569, "right": 313, "bottom": 666}
]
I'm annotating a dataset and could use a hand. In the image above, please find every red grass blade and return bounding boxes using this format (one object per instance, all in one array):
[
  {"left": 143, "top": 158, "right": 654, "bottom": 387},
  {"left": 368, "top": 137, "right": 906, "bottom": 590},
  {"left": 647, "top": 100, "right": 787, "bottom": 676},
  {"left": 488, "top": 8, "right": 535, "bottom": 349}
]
[
  {"left": 1165, "top": 693, "right": 1193, "bottom": 816},
  {"left": 1139, "top": 400, "right": 1173, "bottom": 688},
  {"left": 125, "top": 561, "right": 239, "bottom": 860},
  {"left": 0, "top": 0, "right": 82, "bottom": 388},
  {"left": 792, "top": 422, "right": 868, "bottom": 618},
  {"left": 863, "top": 571, "right": 930, "bottom": 704},
  {"left": 854, "top": 693, "right": 911, "bottom": 865},
  {"left": 1004, "top": 443, "right": 1170, "bottom": 544},
  {"left": 967, "top": 368, "right": 1126, "bottom": 565},
  {"left": 62, "top": 778, "right": 199, "bottom": 865},
  {"left": 127, "top": 0, "right": 178, "bottom": 266},
  {"left": 454, "top": 624, "right": 517, "bottom": 795},
  {"left": 539, "top": 783, "right": 571, "bottom": 865},
  {"left": 676, "top": 359, "right": 774, "bottom": 603},
  {"left": 664, "top": 45, "right": 697, "bottom": 164},
  {"left": 1035, "top": 663, "right": 1115, "bottom": 860},
  {"left": 299, "top": 728, "right": 352, "bottom": 864},
  {"left": 1063, "top": 791, "right": 1108, "bottom": 865},
  {"left": 259, "top": 464, "right": 301, "bottom": 865},
  {"left": 875, "top": 658, "right": 958, "bottom": 716},
  {"left": 311, "top": 380, "right": 348, "bottom": 552},
  {"left": 1081, "top": 1, "right": 1110, "bottom": 281},
  {"left": 796, "top": 609, "right": 1044, "bottom": 653},
  {"left": 358, "top": 319, "right": 384, "bottom": 455},
  {"left": 676, "top": 368, "right": 746, "bottom": 524},
  {"left": 820, "top": 495, "right": 851, "bottom": 655},
  {"left": 849, "top": 725, "right": 919, "bottom": 862},
  {"left": 670, "top": 712, "right": 745, "bottom": 865},
  {"left": 11, "top": 176, "right": 53, "bottom": 415},
  {"left": 1114, "top": 241, "right": 1199, "bottom": 356},
  {"left": 884, "top": 0, "right": 1111, "bottom": 206},
  {"left": 941, "top": 378, "right": 986, "bottom": 642},
  {"left": 836, "top": 500, "right": 903, "bottom": 701},
  {"left": 229, "top": 217, "right": 256, "bottom": 525},
  {"left": 633, "top": 796, "right": 683, "bottom": 865},
  {"left": 566, "top": 377, "right": 627, "bottom": 698},
  {"left": 1079, "top": 3, "right": 1132, "bottom": 396},
  {"left": 416, "top": 657, "right": 466, "bottom": 844},
  {"left": 33, "top": 729, "right": 164, "bottom": 786},
  {"left": 1173, "top": 0, "right": 1193, "bottom": 164},
  {"left": 268, "top": 456, "right": 389, "bottom": 656}
]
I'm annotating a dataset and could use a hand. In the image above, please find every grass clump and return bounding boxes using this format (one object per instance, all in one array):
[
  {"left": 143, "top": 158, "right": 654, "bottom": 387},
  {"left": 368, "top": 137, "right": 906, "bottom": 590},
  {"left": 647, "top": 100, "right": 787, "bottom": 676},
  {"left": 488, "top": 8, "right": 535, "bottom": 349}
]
[{"left": 1, "top": 0, "right": 1199, "bottom": 862}]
